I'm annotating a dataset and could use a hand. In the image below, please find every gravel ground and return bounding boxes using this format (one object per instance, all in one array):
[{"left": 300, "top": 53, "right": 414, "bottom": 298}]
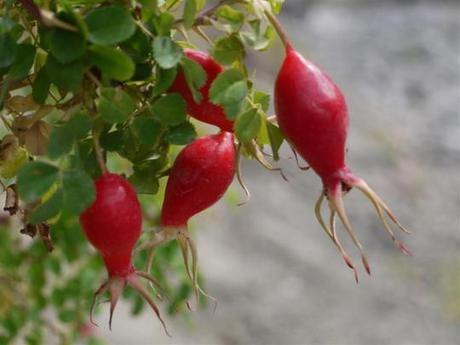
[{"left": 98, "top": 1, "right": 460, "bottom": 344}]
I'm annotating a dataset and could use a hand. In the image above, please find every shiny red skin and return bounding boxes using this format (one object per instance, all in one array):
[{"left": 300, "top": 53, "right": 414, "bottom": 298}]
[
  {"left": 275, "top": 47, "right": 349, "bottom": 187},
  {"left": 168, "top": 49, "right": 234, "bottom": 132},
  {"left": 161, "top": 131, "right": 236, "bottom": 228},
  {"left": 80, "top": 173, "right": 142, "bottom": 277}
]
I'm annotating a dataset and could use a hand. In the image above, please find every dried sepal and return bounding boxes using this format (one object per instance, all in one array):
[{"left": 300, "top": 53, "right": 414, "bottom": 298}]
[
  {"left": 4, "top": 184, "right": 18, "bottom": 215},
  {"left": 236, "top": 147, "right": 251, "bottom": 206},
  {"left": 328, "top": 185, "right": 371, "bottom": 275},
  {"left": 89, "top": 273, "right": 170, "bottom": 336},
  {"left": 20, "top": 223, "right": 54, "bottom": 252}
]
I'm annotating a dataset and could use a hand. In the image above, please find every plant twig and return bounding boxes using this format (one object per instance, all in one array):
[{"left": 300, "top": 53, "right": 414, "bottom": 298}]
[
  {"left": 17, "top": 0, "right": 41, "bottom": 22},
  {"left": 92, "top": 131, "right": 107, "bottom": 174},
  {"left": 263, "top": 5, "right": 292, "bottom": 51},
  {"left": 18, "top": 0, "right": 78, "bottom": 32},
  {"left": 85, "top": 72, "right": 102, "bottom": 88},
  {"left": 174, "top": 0, "right": 234, "bottom": 26}
]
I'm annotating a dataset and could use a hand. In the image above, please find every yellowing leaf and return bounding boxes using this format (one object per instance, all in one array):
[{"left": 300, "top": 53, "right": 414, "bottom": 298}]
[
  {"left": 6, "top": 94, "right": 39, "bottom": 113},
  {"left": 23, "top": 121, "right": 50, "bottom": 156}
]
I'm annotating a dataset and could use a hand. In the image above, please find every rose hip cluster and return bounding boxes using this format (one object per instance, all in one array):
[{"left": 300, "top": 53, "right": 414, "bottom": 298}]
[{"left": 79, "top": 31, "right": 410, "bottom": 334}]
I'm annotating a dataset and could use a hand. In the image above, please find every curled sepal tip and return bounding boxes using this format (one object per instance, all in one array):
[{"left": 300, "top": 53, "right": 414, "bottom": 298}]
[
  {"left": 236, "top": 147, "right": 251, "bottom": 206},
  {"left": 177, "top": 232, "right": 218, "bottom": 313},
  {"left": 315, "top": 191, "right": 359, "bottom": 283},
  {"left": 329, "top": 211, "right": 359, "bottom": 284},
  {"left": 328, "top": 186, "right": 372, "bottom": 276},
  {"left": 143, "top": 228, "right": 218, "bottom": 312},
  {"left": 247, "top": 140, "right": 288, "bottom": 182},
  {"left": 127, "top": 274, "right": 171, "bottom": 337},
  {"left": 346, "top": 177, "right": 412, "bottom": 257},
  {"left": 108, "top": 278, "right": 124, "bottom": 330},
  {"left": 314, "top": 170, "right": 412, "bottom": 281},
  {"left": 89, "top": 273, "right": 171, "bottom": 337},
  {"left": 289, "top": 144, "right": 310, "bottom": 171}
]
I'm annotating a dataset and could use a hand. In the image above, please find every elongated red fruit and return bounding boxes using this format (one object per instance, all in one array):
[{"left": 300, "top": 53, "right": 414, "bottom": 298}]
[
  {"left": 274, "top": 44, "right": 411, "bottom": 281},
  {"left": 147, "top": 131, "right": 236, "bottom": 299},
  {"left": 80, "top": 173, "right": 169, "bottom": 334},
  {"left": 161, "top": 131, "right": 236, "bottom": 228},
  {"left": 169, "top": 49, "right": 234, "bottom": 132}
]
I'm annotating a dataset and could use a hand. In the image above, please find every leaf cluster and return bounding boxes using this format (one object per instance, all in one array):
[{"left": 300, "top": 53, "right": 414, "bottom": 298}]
[{"left": 0, "top": 0, "right": 286, "bottom": 343}]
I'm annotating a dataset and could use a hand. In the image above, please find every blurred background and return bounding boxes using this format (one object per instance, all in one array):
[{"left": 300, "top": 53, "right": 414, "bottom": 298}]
[
  {"left": 30, "top": 0, "right": 457, "bottom": 343},
  {"left": 92, "top": 0, "right": 460, "bottom": 343}
]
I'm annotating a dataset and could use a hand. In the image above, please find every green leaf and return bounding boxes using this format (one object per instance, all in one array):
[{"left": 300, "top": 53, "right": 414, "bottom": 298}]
[
  {"left": 129, "top": 165, "right": 159, "bottom": 194},
  {"left": 153, "top": 36, "right": 183, "bottom": 69},
  {"left": 209, "top": 69, "right": 248, "bottom": 119},
  {"left": 152, "top": 12, "right": 175, "bottom": 36},
  {"left": 267, "top": 121, "right": 284, "bottom": 161},
  {"left": 253, "top": 90, "right": 270, "bottom": 112},
  {"left": 152, "top": 66, "right": 177, "bottom": 97},
  {"left": 223, "top": 101, "right": 246, "bottom": 121},
  {"left": 49, "top": 29, "right": 86, "bottom": 63},
  {"left": 235, "top": 108, "right": 262, "bottom": 143},
  {"left": 121, "top": 29, "right": 151, "bottom": 63},
  {"left": 132, "top": 62, "right": 152, "bottom": 81},
  {"left": 9, "top": 44, "right": 35, "bottom": 80},
  {"left": 17, "top": 161, "right": 59, "bottom": 203},
  {"left": 77, "top": 140, "right": 100, "bottom": 178},
  {"left": 48, "top": 125, "right": 75, "bottom": 159},
  {"left": 257, "top": 118, "right": 270, "bottom": 145},
  {"left": 68, "top": 112, "right": 92, "bottom": 139},
  {"left": 132, "top": 117, "right": 163, "bottom": 147},
  {"left": 269, "top": 0, "right": 285, "bottom": 13},
  {"left": 151, "top": 93, "right": 186, "bottom": 126},
  {"left": 32, "top": 69, "right": 51, "bottom": 104},
  {"left": 100, "top": 130, "right": 124, "bottom": 152},
  {"left": 0, "top": 17, "right": 16, "bottom": 33},
  {"left": 119, "top": 127, "right": 161, "bottom": 163},
  {"left": 30, "top": 188, "right": 63, "bottom": 225},
  {"left": 216, "top": 5, "right": 245, "bottom": 30},
  {"left": 47, "top": 112, "right": 91, "bottom": 160},
  {"left": 240, "top": 20, "right": 274, "bottom": 51},
  {"left": 98, "top": 87, "right": 136, "bottom": 123},
  {"left": 0, "top": 32, "right": 17, "bottom": 68},
  {"left": 181, "top": 57, "right": 206, "bottom": 103},
  {"left": 183, "top": 0, "right": 198, "bottom": 28},
  {"left": 212, "top": 35, "right": 245, "bottom": 65},
  {"left": 61, "top": 169, "right": 95, "bottom": 215},
  {"left": 88, "top": 45, "right": 135, "bottom": 81},
  {"left": 85, "top": 5, "right": 135, "bottom": 45},
  {"left": 45, "top": 56, "right": 83, "bottom": 91},
  {"left": 221, "top": 81, "right": 247, "bottom": 103},
  {"left": 209, "top": 69, "right": 245, "bottom": 103},
  {"left": 62, "top": 2, "right": 89, "bottom": 39},
  {"left": 167, "top": 122, "right": 196, "bottom": 145}
]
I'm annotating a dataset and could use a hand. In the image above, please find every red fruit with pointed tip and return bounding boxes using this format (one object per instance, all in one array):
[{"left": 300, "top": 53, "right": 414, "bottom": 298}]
[
  {"left": 80, "top": 173, "right": 169, "bottom": 334},
  {"left": 80, "top": 173, "right": 141, "bottom": 277},
  {"left": 149, "top": 131, "right": 236, "bottom": 299},
  {"left": 169, "top": 49, "right": 234, "bottom": 132},
  {"left": 274, "top": 43, "right": 411, "bottom": 280},
  {"left": 161, "top": 131, "right": 236, "bottom": 228}
]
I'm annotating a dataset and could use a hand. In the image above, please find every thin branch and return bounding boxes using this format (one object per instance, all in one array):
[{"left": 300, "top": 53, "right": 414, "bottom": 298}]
[
  {"left": 17, "top": 0, "right": 77, "bottom": 32},
  {"left": 92, "top": 131, "right": 107, "bottom": 174},
  {"left": 17, "top": 0, "right": 41, "bottom": 22},
  {"left": 263, "top": 5, "right": 292, "bottom": 51},
  {"left": 85, "top": 72, "right": 102, "bottom": 88},
  {"left": 174, "top": 0, "right": 235, "bottom": 26}
]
